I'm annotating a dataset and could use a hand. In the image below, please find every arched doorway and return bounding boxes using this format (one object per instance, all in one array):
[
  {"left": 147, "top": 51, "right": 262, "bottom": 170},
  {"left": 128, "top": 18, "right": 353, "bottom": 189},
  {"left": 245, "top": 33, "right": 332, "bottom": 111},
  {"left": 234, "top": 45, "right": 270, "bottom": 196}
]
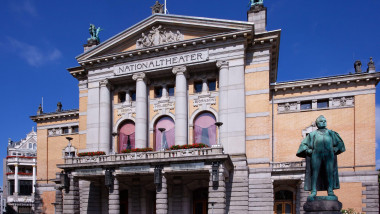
[
  {"left": 274, "top": 190, "right": 293, "bottom": 214},
  {"left": 118, "top": 120, "right": 135, "bottom": 152},
  {"left": 193, "top": 112, "right": 216, "bottom": 147},
  {"left": 154, "top": 116, "right": 175, "bottom": 151},
  {"left": 193, "top": 188, "right": 208, "bottom": 214}
]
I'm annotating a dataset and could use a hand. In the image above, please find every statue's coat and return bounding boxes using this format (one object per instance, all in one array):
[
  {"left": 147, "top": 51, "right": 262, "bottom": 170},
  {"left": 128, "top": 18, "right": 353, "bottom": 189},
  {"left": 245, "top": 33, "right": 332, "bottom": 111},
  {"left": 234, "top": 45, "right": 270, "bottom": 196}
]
[{"left": 296, "top": 130, "right": 345, "bottom": 191}]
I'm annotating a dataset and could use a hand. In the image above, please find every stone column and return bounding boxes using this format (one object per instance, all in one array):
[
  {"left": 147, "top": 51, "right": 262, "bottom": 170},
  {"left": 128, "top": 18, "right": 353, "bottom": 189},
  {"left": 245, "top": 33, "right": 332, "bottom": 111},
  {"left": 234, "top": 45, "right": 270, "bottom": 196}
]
[
  {"left": 32, "top": 165, "right": 36, "bottom": 193},
  {"left": 55, "top": 187, "right": 63, "bottom": 214},
  {"left": 208, "top": 165, "right": 226, "bottom": 214},
  {"left": 172, "top": 66, "right": 188, "bottom": 146},
  {"left": 63, "top": 176, "right": 80, "bottom": 214},
  {"left": 99, "top": 79, "right": 112, "bottom": 153},
  {"left": 216, "top": 61, "right": 229, "bottom": 147},
  {"left": 132, "top": 72, "right": 148, "bottom": 148},
  {"left": 14, "top": 164, "right": 18, "bottom": 195},
  {"left": 109, "top": 177, "right": 120, "bottom": 214},
  {"left": 156, "top": 174, "right": 168, "bottom": 214}
]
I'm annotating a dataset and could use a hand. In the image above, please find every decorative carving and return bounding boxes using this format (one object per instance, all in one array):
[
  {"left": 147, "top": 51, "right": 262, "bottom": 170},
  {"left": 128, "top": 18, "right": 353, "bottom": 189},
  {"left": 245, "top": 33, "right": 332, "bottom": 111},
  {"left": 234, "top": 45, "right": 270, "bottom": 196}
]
[
  {"left": 193, "top": 95, "right": 216, "bottom": 107},
  {"left": 132, "top": 72, "right": 146, "bottom": 81},
  {"left": 367, "top": 57, "right": 376, "bottom": 73},
  {"left": 100, "top": 79, "right": 109, "bottom": 87},
  {"left": 354, "top": 60, "right": 362, "bottom": 73},
  {"left": 136, "top": 25, "right": 184, "bottom": 49},
  {"left": 87, "top": 24, "right": 102, "bottom": 44},
  {"left": 172, "top": 65, "right": 187, "bottom": 75},
  {"left": 117, "top": 106, "right": 136, "bottom": 116},
  {"left": 153, "top": 101, "right": 174, "bottom": 112},
  {"left": 151, "top": 1, "right": 164, "bottom": 14},
  {"left": 278, "top": 102, "right": 297, "bottom": 112},
  {"left": 216, "top": 61, "right": 229, "bottom": 69}
]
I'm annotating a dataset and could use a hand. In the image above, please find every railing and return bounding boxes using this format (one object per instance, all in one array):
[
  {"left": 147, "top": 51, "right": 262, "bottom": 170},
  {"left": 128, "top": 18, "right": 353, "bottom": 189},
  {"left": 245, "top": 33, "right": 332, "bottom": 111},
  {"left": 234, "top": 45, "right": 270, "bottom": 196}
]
[
  {"left": 7, "top": 174, "right": 33, "bottom": 180},
  {"left": 7, "top": 195, "right": 33, "bottom": 203},
  {"left": 6, "top": 157, "right": 36, "bottom": 165},
  {"left": 271, "top": 161, "right": 306, "bottom": 171},
  {"left": 65, "top": 147, "right": 224, "bottom": 165}
]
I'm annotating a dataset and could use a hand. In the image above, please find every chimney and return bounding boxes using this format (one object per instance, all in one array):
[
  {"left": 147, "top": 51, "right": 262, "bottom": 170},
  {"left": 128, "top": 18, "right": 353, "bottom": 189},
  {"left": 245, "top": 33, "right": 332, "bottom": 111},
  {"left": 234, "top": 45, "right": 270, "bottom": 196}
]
[
  {"left": 247, "top": 0, "right": 267, "bottom": 33},
  {"left": 367, "top": 57, "right": 376, "bottom": 73}
]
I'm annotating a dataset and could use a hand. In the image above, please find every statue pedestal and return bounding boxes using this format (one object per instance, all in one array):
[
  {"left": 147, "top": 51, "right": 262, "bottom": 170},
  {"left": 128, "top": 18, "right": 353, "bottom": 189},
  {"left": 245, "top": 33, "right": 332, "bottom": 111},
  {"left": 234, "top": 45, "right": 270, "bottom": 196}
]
[{"left": 304, "top": 197, "right": 342, "bottom": 214}]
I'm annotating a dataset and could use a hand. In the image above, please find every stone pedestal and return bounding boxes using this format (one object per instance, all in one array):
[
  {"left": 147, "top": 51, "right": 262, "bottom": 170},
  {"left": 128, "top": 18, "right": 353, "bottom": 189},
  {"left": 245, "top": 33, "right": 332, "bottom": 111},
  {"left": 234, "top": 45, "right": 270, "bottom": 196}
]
[{"left": 303, "top": 197, "right": 342, "bottom": 214}]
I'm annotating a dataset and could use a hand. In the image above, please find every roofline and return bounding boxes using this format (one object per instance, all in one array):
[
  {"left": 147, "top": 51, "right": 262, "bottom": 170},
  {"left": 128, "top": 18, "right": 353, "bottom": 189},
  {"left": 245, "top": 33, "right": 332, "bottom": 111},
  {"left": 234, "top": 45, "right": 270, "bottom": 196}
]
[
  {"left": 30, "top": 109, "right": 79, "bottom": 122},
  {"left": 76, "top": 13, "right": 255, "bottom": 61}
]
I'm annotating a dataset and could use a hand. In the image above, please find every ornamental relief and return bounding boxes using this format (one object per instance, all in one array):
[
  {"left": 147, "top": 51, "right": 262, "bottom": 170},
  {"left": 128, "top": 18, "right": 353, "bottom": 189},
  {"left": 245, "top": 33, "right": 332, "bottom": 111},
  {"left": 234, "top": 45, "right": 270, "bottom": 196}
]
[
  {"left": 136, "top": 25, "right": 184, "bottom": 49},
  {"left": 277, "top": 96, "right": 354, "bottom": 113}
]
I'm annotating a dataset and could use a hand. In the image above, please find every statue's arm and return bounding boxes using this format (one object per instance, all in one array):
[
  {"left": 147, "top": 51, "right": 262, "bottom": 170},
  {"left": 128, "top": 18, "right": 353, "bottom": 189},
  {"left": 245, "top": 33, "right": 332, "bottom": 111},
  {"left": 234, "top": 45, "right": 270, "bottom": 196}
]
[
  {"left": 332, "top": 131, "right": 346, "bottom": 155},
  {"left": 296, "top": 134, "right": 312, "bottom": 158}
]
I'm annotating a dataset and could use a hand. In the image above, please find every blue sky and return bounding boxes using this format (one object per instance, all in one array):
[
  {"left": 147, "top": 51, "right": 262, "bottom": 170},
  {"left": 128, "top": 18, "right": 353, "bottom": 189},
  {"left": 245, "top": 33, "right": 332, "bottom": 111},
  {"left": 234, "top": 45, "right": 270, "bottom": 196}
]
[{"left": 0, "top": 0, "right": 379, "bottom": 186}]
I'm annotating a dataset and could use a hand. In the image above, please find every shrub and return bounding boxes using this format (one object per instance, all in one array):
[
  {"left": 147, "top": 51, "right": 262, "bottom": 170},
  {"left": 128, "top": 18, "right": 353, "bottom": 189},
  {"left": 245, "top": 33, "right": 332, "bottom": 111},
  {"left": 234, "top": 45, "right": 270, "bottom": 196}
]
[
  {"left": 121, "top": 148, "right": 153, "bottom": 153},
  {"left": 77, "top": 151, "right": 106, "bottom": 157}
]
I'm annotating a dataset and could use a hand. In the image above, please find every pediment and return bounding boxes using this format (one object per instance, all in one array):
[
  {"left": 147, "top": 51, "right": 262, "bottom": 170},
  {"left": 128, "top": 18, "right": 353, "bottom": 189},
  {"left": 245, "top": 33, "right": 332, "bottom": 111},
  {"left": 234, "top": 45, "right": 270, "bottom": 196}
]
[{"left": 77, "top": 14, "right": 254, "bottom": 62}]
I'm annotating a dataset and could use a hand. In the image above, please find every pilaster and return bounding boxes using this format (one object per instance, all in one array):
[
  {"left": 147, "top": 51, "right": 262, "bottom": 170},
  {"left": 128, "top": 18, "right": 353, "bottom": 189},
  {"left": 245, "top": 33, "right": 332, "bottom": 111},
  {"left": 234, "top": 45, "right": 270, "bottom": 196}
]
[
  {"left": 156, "top": 174, "right": 168, "bottom": 214},
  {"left": 208, "top": 165, "right": 226, "bottom": 214},
  {"left": 63, "top": 176, "right": 80, "bottom": 214},
  {"left": 109, "top": 177, "right": 120, "bottom": 214}
]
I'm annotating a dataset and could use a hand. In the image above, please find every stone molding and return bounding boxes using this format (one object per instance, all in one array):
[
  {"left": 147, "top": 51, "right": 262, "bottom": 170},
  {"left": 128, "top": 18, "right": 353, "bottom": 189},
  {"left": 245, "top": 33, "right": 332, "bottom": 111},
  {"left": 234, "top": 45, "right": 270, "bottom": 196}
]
[
  {"left": 37, "top": 122, "right": 79, "bottom": 130},
  {"left": 216, "top": 60, "right": 229, "bottom": 69},
  {"left": 99, "top": 79, "right": 109, "bottom": 87},
  {"left": 136, "top": 25, "right": 184, "bottom": 49}
]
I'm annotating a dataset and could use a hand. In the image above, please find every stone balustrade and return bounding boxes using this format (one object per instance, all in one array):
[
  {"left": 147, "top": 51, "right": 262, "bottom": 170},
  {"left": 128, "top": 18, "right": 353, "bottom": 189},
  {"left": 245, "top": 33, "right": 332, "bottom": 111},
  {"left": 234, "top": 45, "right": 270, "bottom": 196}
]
[
  {"left": 65, "top": 147, "right": 224, "bottom": 165},
  {"left": 6, "top": 157, "right": 36, "bottom": 165},
  {"left": 7, "top": 195, "right": 33, "bottom": 203}
]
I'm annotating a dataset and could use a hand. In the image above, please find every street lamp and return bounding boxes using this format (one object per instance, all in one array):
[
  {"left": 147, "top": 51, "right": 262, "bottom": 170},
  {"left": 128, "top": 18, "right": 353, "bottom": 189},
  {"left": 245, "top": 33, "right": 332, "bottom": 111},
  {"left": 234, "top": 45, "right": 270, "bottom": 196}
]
[
  {"left": 214, "top": 122, "right": 223, "bottom": 147},
  {"left": 158, "top": 128, "right": 166, "bottom": 151}
]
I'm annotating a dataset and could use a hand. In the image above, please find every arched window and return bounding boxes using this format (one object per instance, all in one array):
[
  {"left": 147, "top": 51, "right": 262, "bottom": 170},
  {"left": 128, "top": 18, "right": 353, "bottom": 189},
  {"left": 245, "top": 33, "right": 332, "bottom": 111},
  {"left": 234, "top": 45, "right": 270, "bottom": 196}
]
[
  {"left": 154, "top": 116, "right": 175, "bottom": 151},
  {"left": 193, "top": 112, "right": 216, "bottom": 146},
  {"left": 119, "top": 120, "right": 135, "bottom": 152}
]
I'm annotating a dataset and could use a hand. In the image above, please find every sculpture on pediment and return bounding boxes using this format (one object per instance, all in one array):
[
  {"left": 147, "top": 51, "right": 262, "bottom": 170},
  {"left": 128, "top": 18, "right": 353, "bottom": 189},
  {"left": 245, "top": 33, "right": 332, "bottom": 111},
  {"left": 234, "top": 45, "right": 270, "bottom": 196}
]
[
  {"left": 136, "top": 25, "right": 184, "bottom": 49},
  {"left": 88, "top": 24, "right": 103, "bottom": 44}
]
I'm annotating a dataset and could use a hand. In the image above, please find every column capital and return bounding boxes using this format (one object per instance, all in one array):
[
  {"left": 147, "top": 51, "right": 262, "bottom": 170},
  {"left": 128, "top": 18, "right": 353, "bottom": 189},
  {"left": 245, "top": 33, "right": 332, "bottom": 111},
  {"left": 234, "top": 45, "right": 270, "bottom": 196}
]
[
  {"left": 216, "top": 61, "right": 229, "bottom": 69},
  {"left": 132, "top": 72, "right": 146, "bottom": 81},
  {"left": 100, "top": 79, "right": 109, "bottom": 87},
  {"left": 172, "top": 65, "right": 187, "bottom": 75}
]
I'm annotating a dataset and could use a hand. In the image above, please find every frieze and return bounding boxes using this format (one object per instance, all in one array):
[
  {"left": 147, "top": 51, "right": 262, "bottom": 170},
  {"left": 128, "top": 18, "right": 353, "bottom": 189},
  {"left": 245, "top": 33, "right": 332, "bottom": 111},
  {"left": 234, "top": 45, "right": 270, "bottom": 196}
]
[
  {"left": 278, "top": 96, "right": 354, "bottom": 113},
  {"left": 153, "top": 101, "right": 174, "bottom": 112},
  {"left": 115, "top": 49, "right": 209, "bottom": 75},
  {"left": 120, "top": 165, "right": 151, "bottom": 172},
  {"left": 193, "top": 96, "right": 216, "bottom": 107},
  {"left": 136, "top": 25, "right": 184, "bottom": 49},
  {"left": 75, "top": 168, "right": 103, "bottom": 175},
  {"left": 117, "top": 106, "right": 136, "bottom": 116}
]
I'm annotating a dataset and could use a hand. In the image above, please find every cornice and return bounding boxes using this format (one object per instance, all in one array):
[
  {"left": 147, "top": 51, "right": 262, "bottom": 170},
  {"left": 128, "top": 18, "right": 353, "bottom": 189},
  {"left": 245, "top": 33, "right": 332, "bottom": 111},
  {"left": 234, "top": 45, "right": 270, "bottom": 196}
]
[
  {"left": 30, "top": 109, "right": 79, "bottom": 122},
  {"left": 271, "top": 72, "right": 380, "bottom": 92}
]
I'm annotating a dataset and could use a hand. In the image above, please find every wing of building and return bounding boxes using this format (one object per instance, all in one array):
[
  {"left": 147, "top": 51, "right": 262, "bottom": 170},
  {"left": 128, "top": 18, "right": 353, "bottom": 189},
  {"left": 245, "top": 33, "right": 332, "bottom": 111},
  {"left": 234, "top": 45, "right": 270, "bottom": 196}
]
[{"left": 29, "top": 2, "right": 379, "bottom": 214}]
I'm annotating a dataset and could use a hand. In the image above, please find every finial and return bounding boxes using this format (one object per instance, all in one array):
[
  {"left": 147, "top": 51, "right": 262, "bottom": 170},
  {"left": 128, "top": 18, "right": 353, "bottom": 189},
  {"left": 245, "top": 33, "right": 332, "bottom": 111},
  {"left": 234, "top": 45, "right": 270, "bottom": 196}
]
[
  {"left": 354, "top": 60, "right": 362, "bottom": 73},
  {"left": 37, "top": 104, "right": 43, "bottom": 115},
  {"left": 151, "top": 1, "right": 164, "bottom": 14},
  {"left": 56, "top": 102, "right": 63, "bottom": 112},
  {"left": 367, "top": 57, "right": 375, "bottom": 73}
]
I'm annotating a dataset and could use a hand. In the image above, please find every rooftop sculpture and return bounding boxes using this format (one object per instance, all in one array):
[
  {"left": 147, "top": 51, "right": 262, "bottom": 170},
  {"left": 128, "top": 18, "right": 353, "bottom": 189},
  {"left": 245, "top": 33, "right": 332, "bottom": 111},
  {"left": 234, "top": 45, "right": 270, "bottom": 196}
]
[
  {"left": 88, "top": 24, "right": 103, "bottom": 44},
  {"left": 249, "top": 0, "right": 264, "bottom": 7}
]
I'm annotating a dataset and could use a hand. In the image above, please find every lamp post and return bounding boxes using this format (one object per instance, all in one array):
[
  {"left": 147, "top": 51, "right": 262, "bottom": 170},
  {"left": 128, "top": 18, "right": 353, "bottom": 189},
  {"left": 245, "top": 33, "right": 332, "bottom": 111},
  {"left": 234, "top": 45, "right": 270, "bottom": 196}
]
[
  {"left": 158, "top": 128, "right": 166, "bottom": 151},
  {"left": 112, "top": 132, "right": 118, "bottom": 154},
  {"left": 214, "top": 122, "right": 223, "bottom": 147}
]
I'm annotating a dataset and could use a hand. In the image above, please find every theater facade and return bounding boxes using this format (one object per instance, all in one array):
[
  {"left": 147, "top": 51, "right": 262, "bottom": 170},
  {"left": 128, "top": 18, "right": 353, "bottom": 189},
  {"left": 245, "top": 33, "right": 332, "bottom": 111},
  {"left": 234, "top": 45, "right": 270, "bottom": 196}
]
[{"left": 30, "top": 2, "right": 379, "bottom": 214}]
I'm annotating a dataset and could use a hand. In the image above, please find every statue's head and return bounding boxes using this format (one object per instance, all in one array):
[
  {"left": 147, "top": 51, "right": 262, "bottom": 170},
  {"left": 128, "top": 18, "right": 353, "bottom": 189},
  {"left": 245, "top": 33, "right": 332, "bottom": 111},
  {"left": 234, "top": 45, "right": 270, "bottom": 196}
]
[{"left": 315, "top": 115, "right": 327, "bottom": 129}]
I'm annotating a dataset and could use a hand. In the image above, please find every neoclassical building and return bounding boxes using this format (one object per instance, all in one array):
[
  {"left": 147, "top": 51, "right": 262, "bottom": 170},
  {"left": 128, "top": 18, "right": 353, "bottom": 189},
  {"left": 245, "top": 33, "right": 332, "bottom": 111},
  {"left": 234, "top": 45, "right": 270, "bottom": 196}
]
[{"left": 30, "top": 2, "right": 379, "bottom": 214}]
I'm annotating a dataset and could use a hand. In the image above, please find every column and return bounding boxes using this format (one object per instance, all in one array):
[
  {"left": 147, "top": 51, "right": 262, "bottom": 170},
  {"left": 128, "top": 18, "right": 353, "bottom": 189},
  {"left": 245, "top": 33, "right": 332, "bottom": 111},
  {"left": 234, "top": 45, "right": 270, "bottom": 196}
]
[
  {"left": 156, "top": 174, "right": 168, "bottom": 214},
  {"left": 132, "top": 72, "right": 148, "bottom": 148},
  {"left": 172, "top": 66, "right": 188, "bottom": 146},
  {"left": 109, "top": 177, "right": 120, "bottom": 214},
  {"left": 63, "top": 176, "right": 80, "bottom": 214},
  {"left": 208, "top": 166, "right": 226, "bottom": 214},
  {"left": 32, "top": 165, "right": 36, "bottom": 193},
  {"left": 216, "top": 61, "right": 229, "bottom": 147},
  {"left": 55, "top": 187, "right": 63, "bottom": 214},
  {"left": 14, "top": 164, "right": 18, "bottom": 195},
  {"left": 99, "top": 79, "right": 112, "bottom": 153}
]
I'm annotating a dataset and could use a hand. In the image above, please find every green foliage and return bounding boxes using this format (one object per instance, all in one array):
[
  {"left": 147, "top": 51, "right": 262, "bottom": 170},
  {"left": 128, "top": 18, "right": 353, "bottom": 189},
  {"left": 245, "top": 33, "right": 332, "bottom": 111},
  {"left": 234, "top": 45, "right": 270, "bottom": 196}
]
[{"left": 341, "top": 208, "right": 364, "bottom": 214}]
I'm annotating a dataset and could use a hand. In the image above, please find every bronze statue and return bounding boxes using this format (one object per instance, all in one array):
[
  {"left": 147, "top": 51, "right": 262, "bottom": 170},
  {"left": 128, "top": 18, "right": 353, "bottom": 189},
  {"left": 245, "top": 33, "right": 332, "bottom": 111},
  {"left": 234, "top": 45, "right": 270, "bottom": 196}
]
[
  {"left": 88, "top": 24, "right": 103, "bottom": 43},
  {"left": 249, "top": 0, "right": 264, "bottom": 7},
  {"left": 296, "top": 115, "right": 345, "bottom": 199}
]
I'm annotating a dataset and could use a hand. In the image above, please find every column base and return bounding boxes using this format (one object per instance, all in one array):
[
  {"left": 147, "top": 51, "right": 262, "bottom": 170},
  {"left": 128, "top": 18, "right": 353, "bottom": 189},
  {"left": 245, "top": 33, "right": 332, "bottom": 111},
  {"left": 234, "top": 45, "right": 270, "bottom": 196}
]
[{"left": 303, "top": 199, "right": 342, "bottom": 214}]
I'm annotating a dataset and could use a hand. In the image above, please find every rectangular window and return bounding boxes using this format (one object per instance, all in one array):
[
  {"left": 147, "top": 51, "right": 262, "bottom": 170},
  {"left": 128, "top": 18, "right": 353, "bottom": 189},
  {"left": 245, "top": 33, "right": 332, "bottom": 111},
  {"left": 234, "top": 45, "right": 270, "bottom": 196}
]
[
  {"left": 118, "top": 91, "right": 126, "bottom": 103},
  {"left": 62, "top": 127, "right": 69, "bottom": 134},
  {"left": 300, "top": 101, "right": 312, "bottom": 110},
  {"left": 168, "top": 85, "right": 175, "bottom": 96},
  {"left": 208, "top": 80, "right": 216, "bottom": 91},
  {"left": 154, "top": 87, "right": 163, "bottom": 98},
  {"left": 19, "top": 180, "right": 33, "bottom": 196},
  {"left": 194, "top": 81, "right": 202, "bottom": 93},
  {"left": 28, "top": 143, "right": 32, "bottom": 149},
  {"left": 130, "top": 91, "right": 136, "bottom": 101},
  {"left": 9, "top": 180, "right": 14, "bottom": 195},
  {"left": 317, "top": 99, "right": 329, "bottom": 109},
  {"left": 72, "top": 126, "right": 79, "bottom": 133}
]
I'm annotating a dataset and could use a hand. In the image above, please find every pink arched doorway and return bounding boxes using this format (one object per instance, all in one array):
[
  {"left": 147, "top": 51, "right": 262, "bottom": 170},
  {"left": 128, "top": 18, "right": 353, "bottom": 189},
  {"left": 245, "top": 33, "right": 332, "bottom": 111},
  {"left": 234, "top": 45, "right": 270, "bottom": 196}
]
[
  {"left": 154, "top": 116, "right": 175, "bottom": 151},
  {"left": 118, "top": 120, "right": 135, "bottom": 152},
  {"left": 193, "top": 112, "right": 216, "bottom": 147}
]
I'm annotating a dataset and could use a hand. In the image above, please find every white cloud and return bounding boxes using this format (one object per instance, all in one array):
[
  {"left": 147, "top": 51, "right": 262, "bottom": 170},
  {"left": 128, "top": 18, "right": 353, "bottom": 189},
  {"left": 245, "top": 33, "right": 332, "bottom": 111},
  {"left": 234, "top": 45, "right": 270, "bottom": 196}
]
[
  {"left": 10, "top": 0, "right": 38, "bottom": 17},
  {"left": 7, "top": 37, "right": 62, "bottom": 67}
]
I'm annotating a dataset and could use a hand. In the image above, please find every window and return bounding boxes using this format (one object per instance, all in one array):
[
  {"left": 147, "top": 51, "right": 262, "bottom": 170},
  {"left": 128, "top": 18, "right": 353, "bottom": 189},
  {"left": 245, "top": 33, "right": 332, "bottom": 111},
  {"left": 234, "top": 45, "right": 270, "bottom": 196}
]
[
  {"left": 300, "top": 101, "right": 312, "bottom": 110},
  {"left": 154, "top": 116, "right": 175, "bottom": 151},
  {"left": 72, "top": 126, "right": 79, "bottom": 133},
  {"left": 65, "top": 152, "right": 75, "bottom": 157},
  {"left": 118, "top": 91, "right": 126, "bottom": 103},
  {"left": 9, "top": 180, "right": 14, "bottom": 195},
  {"left": 19, "top": 180, "right": 33, "bottom": 196},
  {"left": 208, "top": 80, "right": 216, "bottom": 91},
  {"left": 62, "top": 127, "right": 69, "bottom": 134},
  {"left": 317, "top": 99, "right": 329, "bottom": 109},
  {"left": 154, "top": 87, "right": 163, "bottom": 98},
  {"left": 130, "top": 91, "right": 136, "bottom": 101},
  {"left": 193, "top": 112, "right": 217, "bottom": 146},
  {"left": 168, "top": 85, "right": 175, "bottom": 96},
  {"left": 119, "top": 120, "right": 135, "bottom": 152},
  {"left": 194, "top": 81, "right": 202, "bottom": 93},
  {"left": 33, "top": 144, "right": 37, "bottom": 150},
  {"left": 28, "top": 143, "right": 32, "bottom": 149}
]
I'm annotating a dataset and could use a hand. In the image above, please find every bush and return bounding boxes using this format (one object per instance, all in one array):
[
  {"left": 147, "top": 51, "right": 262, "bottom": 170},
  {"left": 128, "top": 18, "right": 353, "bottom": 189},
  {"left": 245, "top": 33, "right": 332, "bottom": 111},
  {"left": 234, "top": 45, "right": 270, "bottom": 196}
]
[
  {"left": 121, "top": 148, "right": 153, "bottom": 153},
  {"left": 77, "top": 151, "right": 106, "bottom": 157},
  {"left": 170, "top": 143, "right": 208, "bottom": 150}
]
